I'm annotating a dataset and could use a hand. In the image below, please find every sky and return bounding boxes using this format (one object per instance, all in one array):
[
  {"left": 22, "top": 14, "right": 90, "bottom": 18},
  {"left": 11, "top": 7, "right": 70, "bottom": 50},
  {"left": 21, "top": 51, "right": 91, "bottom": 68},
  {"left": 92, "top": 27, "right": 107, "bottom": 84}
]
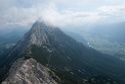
[{"left": 0, "top": 0, "right": 125, "bottom": 29}]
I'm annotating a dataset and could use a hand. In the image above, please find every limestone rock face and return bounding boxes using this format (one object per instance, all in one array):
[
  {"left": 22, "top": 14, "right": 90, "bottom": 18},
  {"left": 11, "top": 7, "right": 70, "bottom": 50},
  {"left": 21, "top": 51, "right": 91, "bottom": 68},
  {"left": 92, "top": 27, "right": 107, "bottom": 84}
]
[{"left": 2, "top": 58, "right": 60, "bottom": 84}]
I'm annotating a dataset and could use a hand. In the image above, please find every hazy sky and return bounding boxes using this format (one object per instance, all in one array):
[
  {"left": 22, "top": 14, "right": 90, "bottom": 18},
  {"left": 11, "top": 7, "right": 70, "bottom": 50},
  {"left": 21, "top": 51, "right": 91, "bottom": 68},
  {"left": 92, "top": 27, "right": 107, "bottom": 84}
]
[{"left": 0, "top": 0, "right": 125, "bottom": 29}]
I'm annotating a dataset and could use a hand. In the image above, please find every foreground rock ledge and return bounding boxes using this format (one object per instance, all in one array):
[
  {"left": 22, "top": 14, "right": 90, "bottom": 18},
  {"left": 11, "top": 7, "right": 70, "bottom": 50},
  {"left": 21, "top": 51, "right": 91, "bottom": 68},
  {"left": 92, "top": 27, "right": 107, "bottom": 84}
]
[{"left": 2, "top": 58, "right": 60, "bottom": 84}]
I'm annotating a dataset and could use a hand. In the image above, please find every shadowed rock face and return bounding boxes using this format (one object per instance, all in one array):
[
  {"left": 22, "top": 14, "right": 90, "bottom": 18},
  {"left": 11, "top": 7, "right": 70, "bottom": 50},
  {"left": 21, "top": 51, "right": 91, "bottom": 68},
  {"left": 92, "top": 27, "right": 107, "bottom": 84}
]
[{"left": 2, "top": 58, "right": 60, "bottom": 84}]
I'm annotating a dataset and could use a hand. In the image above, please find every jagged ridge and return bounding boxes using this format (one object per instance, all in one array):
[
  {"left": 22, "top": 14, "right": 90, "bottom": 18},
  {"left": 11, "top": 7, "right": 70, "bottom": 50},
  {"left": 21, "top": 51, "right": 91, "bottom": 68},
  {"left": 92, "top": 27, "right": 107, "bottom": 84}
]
[{"left": 2, "top": 58, "right": 60, "bottom": 84}]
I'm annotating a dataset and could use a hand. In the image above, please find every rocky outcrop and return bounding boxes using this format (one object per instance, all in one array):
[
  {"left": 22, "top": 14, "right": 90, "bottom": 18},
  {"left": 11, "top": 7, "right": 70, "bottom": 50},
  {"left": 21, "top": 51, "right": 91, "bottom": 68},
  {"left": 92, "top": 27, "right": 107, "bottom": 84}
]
[{"left": 2, "top": 58, "right": 60, "bottom": 84}]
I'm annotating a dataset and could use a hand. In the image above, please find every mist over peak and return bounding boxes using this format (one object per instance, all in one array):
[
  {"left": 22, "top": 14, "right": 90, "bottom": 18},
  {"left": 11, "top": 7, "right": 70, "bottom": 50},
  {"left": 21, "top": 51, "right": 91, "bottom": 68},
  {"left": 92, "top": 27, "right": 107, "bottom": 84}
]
[{"left": 1, "top": 0, "right": 125, "bottom": 30}]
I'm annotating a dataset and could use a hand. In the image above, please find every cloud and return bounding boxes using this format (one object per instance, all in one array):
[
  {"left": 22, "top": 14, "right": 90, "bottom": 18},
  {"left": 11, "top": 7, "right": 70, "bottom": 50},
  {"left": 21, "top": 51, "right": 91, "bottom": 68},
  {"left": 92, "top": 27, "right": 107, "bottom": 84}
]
[
  {"left": 0, "top": 0, "right": 125, "bottom": 29},
  {"left": 96, "top": 4, "right": 125, "bottom": 23},
  {"left": 39, "top": 3, "right": 125, "bottom": 27},
  {"left": 37, "top": 4, "right": 104, "bottom": 27}
]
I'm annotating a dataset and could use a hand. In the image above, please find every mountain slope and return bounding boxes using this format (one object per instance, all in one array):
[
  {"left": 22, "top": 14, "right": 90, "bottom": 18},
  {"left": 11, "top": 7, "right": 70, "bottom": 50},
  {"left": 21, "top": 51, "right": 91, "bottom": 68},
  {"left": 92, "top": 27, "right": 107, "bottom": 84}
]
[
  {"left": 64, "top": 31, "right": 88, "bottom": 46},
  {"left": 2, "top": 58, "right": 60, "bottom": 84},
  {"left": 1, "top": 21, "right": 125, "bottom": 84}
]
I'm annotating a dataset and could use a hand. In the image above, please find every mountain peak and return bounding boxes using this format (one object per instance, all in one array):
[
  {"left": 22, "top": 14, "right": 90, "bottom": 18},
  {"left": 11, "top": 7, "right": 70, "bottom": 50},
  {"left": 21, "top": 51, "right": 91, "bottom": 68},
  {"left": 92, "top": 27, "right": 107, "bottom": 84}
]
[
  {"left": 31, "top": 20, "right": 50, "bottom": 31},
  {"left": 31, "top": 20, "right": 56, "bottom": 31},
  {"left": 22, "top": 21, "right": 61, "bottom": 46}
]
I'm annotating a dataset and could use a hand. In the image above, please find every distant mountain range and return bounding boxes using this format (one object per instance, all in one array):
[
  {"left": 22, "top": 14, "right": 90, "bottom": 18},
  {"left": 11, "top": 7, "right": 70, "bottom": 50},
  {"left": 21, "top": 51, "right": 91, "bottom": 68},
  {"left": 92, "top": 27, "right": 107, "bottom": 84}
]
[{"left": 1, "top": 21, "right": 125, "bottom": 84}]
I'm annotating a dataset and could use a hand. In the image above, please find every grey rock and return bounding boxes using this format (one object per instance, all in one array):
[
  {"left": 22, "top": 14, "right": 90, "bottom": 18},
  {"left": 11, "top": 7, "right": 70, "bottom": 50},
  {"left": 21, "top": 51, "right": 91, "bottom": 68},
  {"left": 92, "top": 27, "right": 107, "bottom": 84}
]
[
  {"left": 27, "top": 20, "right": 57, "bottom": 46},
  {"left": 2, "top": 58, "right": 60, "bottom": 84}
]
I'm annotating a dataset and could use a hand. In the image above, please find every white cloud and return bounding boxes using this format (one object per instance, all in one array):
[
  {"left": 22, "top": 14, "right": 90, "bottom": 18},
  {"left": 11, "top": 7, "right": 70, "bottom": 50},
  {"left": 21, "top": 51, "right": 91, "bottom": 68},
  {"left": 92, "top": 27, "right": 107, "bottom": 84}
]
[
  {"left": 0, "top": 0, "right": 125, "bottom": 29},
  {"left": 96, "top": 4, "right": 125, "bottom": 23}
]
